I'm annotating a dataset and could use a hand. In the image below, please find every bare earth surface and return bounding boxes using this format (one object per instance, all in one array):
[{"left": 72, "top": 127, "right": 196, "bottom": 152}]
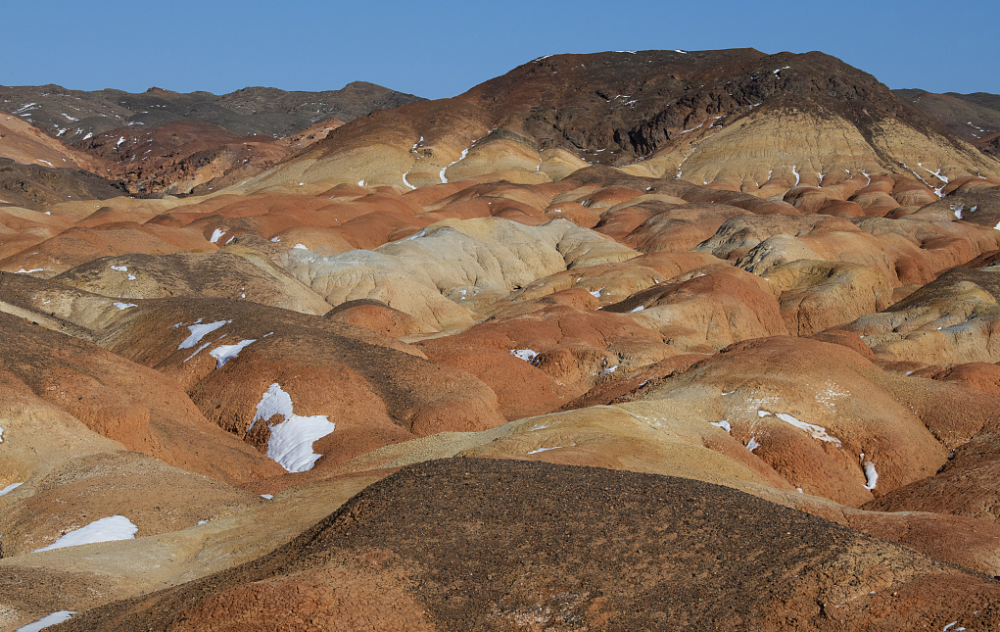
[
  {"left": 2, "top": 48, "right": 1000, "bottom": 631},
  {"left": 53, "top": 459, "right": 1000, "bottom": 632}
]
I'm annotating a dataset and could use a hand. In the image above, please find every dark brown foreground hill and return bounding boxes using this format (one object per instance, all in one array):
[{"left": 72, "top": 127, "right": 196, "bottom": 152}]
[{"left": 57, "top": 458, "right": 1000, "bottom": 631}]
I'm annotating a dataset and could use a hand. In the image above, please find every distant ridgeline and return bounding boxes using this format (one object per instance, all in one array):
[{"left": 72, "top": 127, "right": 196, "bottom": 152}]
[{"left": 0, "top": 82, "right": 426, "bottom": 143}]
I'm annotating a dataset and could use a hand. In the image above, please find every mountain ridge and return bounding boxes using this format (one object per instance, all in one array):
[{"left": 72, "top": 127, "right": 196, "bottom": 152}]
[
  {"left": 0, "top": 81, "right": 425, "bottom": 144},
  {"left": 239, "top": 48, "right": 999, "bottom": 194}
]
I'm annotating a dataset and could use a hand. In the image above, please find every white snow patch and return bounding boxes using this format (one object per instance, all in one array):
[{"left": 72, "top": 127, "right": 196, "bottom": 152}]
[
  {"left": 260, "top": 494, "right": 273, "bottom": 500},
  {"left": 602, "top": 364, "right": 618, "bottom": 375},
  {"left": 511, "top": 349, "right": 539, "bottom": 363},
  {"left": 113, "top": 302, "right": 137, "bottom": 310},
  {"left": 270, "top": 236, "right": 280, "bottom": 242},
  {"left": 82, "top": 132, "right": 92, "bottom": 140},
  {"left": 127, "top": 273, "right": 136, "bottom": 280},
  {"left": 746, "top": 437, "right": 760, "bottom": 451},
  {"left": 0, "top": 482, "right": 24, "bottom": 496},
  {"left": 630, "top": 305, "right": 645, "bottom": 313},
  {"left": 710, "top": 420, "right": 732, "bottom": 432},
  {"left": 209, "top": 339, "right": 256, "bottom": 368},
  {"left": 34, "top": 516, "right": 138, "bottom": 552},
  {"left": 15, "top": 268, "right": 43, "bottom": 274},
  {"left": 589, "top": 289, "right": 603, "bottom": 298},
  {"left": 861, "top": 453, "right": 878, "bottom": 490},
  {"left": 116, "top": 136, "right": 126, "bottom": 147},
  {"left": 775, "top": 412, "right": 842, "bottom": 446},
  {"left": 792, "top": 165, "right": 800, "bottom": 185},
  {"left": 209, "top": 228, "right": 226, "bottom": 243},
  {"left": 15, "top": 611, "right": 76, "bottom": 632},
  {"left": 757, "top": 410, "right": 771, "bottom": 417},
  {"left": 110, "top": 265, "right": 128, "bottom": 272},
  {"left": 530, "top": 424, "right": 549, "bottom": 431},
  {"left": 402, "top": 168, "right": 416, "bottom": 190},
  {"left": 253, "top": 383, "right": 335, "bottom": 473},
  {"left": 178, "top": 320, "right": 229, "bottom": 350},
  {"left": 439, "top": 147, "right": 471, "bottom": 184},
  {"left": 37, "top": 159, "right": 53, "bottom": 167},
  {"left": 293, "top": 243, "right": 308, "bottom": 250},
  {"left": 528, "top": 443, "right": 576, "bottom": 455}
]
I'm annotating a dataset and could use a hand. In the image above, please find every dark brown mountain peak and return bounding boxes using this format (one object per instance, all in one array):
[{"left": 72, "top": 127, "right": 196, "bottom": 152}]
[
  {"left": 145, "top": 86, "right": 178, "bottom": 97},
  {"left": 454, "top": 48, "right": 955, "bottom": 163}
]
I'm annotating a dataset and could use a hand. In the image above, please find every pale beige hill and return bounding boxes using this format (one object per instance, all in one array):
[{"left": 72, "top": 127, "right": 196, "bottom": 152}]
[
  {"left": 280, "top": 216, "right": 639, "bottom": 331},
  {"left": 0, "top": 114, "right": 100, "bottom": 171},
  {"left": 622, "top": 107, "right": 1000, "bottom": 195},
  {"left": 840, "top": 267, "right": 1000, "bottom": 366},
  {"left": 0, "top": 204, "right": 75, "bottom": 261},
  {"left": 626, "top": 335, "right": 990, "bottom": 506},
  {"left": 53, "top": 249, "right": 333, "bottom": 315},
  {"left": 0, "top": 270, "right": 142, "bottom": 338},
  {"left": 281, "top": 247, "right": 475, "bottom": 332},
  {"left": 230, "top": 98, "right": 495, "bottom": 193}
]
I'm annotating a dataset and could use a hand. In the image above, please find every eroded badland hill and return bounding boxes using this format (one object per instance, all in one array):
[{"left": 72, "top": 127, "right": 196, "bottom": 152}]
[{"left": 3, "top": 49, "right": 1000, "bottom": 631}]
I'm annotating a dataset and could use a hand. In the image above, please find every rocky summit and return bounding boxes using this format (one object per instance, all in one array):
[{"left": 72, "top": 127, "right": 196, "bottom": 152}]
[{"left": 2, "top": 49, "right": 1000, "bottom": 631}]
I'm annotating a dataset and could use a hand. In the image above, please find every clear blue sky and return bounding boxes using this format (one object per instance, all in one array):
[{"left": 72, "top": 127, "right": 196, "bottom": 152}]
[{"left": 6, "top": 0, "right": 998, "bottom": 99}]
